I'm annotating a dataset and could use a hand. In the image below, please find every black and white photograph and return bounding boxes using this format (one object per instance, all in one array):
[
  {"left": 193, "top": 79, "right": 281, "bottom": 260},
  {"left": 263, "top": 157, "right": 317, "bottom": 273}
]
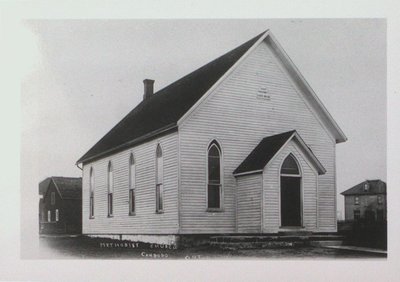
[
  {"left": 22, "top": 18, "right": 387, "bottom": 259},
  {"left": 1, "top": 1, "right": 400, "bottom": 281}
]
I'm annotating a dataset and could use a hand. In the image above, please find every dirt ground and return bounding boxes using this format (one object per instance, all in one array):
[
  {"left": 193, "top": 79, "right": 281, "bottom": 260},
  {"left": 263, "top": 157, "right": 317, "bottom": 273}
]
[{"left": 37, "top": 236, "right": 386, "bottom": 260}]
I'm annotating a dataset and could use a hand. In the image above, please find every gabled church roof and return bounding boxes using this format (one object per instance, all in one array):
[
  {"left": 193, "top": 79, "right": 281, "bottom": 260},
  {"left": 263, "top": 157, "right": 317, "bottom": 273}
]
[
  {"left": 341, "top": 179, "right": 386, "bottom": 196},
  {"left": 233, "top": 130, "right": 326, "bottom": 176},
  {"left": 77, "top": 31, "right": 266, "bottom": 164},
  {"left": 77, "top": 30, "right": 346, "bottom": 164}
]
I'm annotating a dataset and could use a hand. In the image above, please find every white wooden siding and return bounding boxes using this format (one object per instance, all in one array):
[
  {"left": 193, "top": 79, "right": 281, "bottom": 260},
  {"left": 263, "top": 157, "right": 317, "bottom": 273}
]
[
  {"left": 179, "top": 39, "right": 336, "bottom": 233},
  {"left": 82, "top": 132, "right": 179, "bottom": 235},
  {"left": 237, "top": 174, "right": 262, "bottom": 233},
  {"left": 263, "top": 141, "right": 318, "bottom": 233}
]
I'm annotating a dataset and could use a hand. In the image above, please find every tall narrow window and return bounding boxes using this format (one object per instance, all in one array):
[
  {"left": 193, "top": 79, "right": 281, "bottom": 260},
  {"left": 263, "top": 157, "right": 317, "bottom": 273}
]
[
  {"left": 55, "top": 209, "right": 59, "bottom": 222},
  {"left": 108, "top": 162, "right": 113, "bottom": 217},
  {"left": 51, "top": 192, "right": 55, "bottom": 205},
  {"left": 89, "top": 167, "right": 94, "bottom": 218},
  {"left": 280, "top": 154, "right": 302, "bottom": 227},
  {"left": 156, "top": 144, "right": 163, "bottom": 213},
  {"left": 129, "top": 154, "right": 136, "bottom": 215},
  {"left": 207, "top": 141, "right": 222, "bottom": 210},
  {"left": 47, "top": 210, "right": 51, "bottom": 222},
  {"left": 354, "top": 196, "right": 359, "bottom": 205}
]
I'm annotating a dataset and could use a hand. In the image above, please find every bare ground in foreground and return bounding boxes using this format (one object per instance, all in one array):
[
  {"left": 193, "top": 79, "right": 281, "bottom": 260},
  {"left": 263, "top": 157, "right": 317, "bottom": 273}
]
[{"left": 35, "top": 236, "right": 386, "bottom": 260}]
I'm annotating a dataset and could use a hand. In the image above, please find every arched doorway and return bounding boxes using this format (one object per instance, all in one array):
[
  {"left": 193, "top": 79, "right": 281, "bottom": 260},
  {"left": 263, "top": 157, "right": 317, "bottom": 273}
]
[{"left": 280, "top": 154, "right": 302, "bottom": 227}]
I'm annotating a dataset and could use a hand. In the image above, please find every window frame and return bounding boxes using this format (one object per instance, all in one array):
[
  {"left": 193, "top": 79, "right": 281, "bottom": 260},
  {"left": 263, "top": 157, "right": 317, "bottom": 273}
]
[
  {"left": 47, "top": 210, "right": 51, "bottom": 222},
  {"left": 89, "top": 167, "right": 95, "bottom": 219},
  {"left": 354, "top": 196, "right": 359, "bottom": 205},
  {"left": 129, "top": 153, "right": 136, "bottom": 215},
  {"left": 55, "top": 209, "right": 59, "bottom": 222},
  {"left": 155, "top": 144, "right": 164, "bottom": 213},
  {"left": 107, "top": 161, "right": 114, "bottom": 217},
  {"left": 280, "top": 154, "right": 301, "bottom": 176},
  {"left": 206, "top": 140, "right": 223, "bottom": 212}
]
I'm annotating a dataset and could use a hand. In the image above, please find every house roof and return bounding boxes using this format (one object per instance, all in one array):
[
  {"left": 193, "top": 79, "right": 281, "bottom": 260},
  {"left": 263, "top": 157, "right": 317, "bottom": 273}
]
[
  {"left": 233, "top": 130, "right": 326, "bottom": 176},
  {"left": 77, "top": 31, "right": 266, "bottom": 164},
  {"left": 41, "top": 177, "right": 82, "bottom": 200},
  {"left": 39, "top": 177, "right": 52, "bottom": 195},
  {"left": 341, "top": 180, "right": 386, "bottom": 196}
]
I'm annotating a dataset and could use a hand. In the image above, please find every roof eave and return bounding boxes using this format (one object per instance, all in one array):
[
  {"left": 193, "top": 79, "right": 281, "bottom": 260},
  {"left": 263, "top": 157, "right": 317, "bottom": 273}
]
[
  {"left": 77, "top": 123, "right": 178, "bottom": 165},
  {"left": 233, "top": 169, "right": 263, "bottom": 177},
  {"left": 292, "top": 132, "right": 327, "bottom": 175}
]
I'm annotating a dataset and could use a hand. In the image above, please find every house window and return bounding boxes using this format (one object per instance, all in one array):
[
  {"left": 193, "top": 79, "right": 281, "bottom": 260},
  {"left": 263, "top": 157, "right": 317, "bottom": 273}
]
[
  {"left": 108, "top": 161, "right": 114, "bottom": 217},
  {"left": 377, "top": 209, "right": 384, "bottom": 221},
  {"left": 129, "top": 154, "right": 136, "bottom": 215},
  {"left": 364, "top": 183, "right": 369, "bottom": 191},
  {"left": 354, "top": 196, "right": 359, "bottom": 205},
  {"left": 378, "top": 195, "right": 383, "bottom": 204},
  {"left": 47, "top": 210, "right": 51, "bottom": 222},
  {"left": 51, "top": 192, "right": 55, "bottom": 205},
  {"left": 156, "top": 144, "right": 163, "bottom": 213},
  {"left": 207, "top": 141, "right": 222, "bottom": 210},
  {"left": 55, "top": 209, "right": 59, "bottom": 222},
  {"left": 89, "top": 167, "right": 94, "bottom": 218},
  {"left": 354, "top": 210, "right": 360, "bottom": 221}
]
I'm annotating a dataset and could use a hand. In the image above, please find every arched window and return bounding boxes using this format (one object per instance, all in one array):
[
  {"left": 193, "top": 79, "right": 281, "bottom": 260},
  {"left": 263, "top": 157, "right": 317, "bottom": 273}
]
[
  {"left": 129, "top": 154, "right": 136, "bottom": 215},
  {"left": 89, "top": 167, "right": 94, "bottom": 218},
  {"left": 281, "top": 154, "right": 300, "bottom": 175},
  {"left": 156, "top": 144, "right": 163, "bottom": 213},
  {"left": 207, "top": 141, "right": 222, "bottom": 209},
  {"left": 107, "top": 161, "right": 113, "bottom": 217}
]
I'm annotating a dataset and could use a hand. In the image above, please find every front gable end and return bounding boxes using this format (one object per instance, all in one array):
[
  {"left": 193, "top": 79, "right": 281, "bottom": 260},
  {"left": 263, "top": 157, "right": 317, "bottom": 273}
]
[
  {"left": 179, "top": 32, "right": 346, "bottom": 144},
  {"left": 43, "top": 179, "right": 62, "bottom": 208}
]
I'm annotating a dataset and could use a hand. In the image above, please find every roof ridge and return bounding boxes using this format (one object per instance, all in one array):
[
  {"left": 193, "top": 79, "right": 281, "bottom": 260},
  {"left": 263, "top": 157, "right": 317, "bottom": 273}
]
[{"left": 341, "top": 179, "right": 386, "bottom": 195}]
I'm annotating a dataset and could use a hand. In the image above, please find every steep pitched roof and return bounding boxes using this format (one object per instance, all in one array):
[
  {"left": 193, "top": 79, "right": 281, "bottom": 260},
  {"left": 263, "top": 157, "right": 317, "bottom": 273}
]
[
  {"left": 233, "top": 130, "right": 326, "bottom": 176},
  {"left": 43, "top": 177, "right": 82, "bottom": 200},
  {"left": 77, "top": 31, "right": 267, "bottom": 164},
  {"left": 341, "top": 180, "right": 386, "bottom": 196}
]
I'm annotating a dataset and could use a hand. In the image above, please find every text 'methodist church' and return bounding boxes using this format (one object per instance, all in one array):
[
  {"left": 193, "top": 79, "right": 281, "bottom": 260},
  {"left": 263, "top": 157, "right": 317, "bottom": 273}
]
[{"left": 77, "top": 30, "right": 347, "bottom": 245}]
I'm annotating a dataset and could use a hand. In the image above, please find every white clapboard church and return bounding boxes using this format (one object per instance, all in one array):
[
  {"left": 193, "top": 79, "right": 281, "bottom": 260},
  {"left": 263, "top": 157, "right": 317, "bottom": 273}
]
[{"left": 77, "top": 30, "right": 347, "bottom": 245}]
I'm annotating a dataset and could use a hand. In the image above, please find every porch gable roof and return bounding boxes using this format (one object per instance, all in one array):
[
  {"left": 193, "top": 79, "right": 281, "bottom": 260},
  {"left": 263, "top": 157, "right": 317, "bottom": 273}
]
[{"left": 233, "top": 130, "right": 326, "bottom": 176}]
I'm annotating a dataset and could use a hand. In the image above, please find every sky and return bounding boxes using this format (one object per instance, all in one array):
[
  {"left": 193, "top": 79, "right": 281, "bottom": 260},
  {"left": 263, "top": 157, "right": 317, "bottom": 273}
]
[{"left": 21, "top": 19, "right": 386, "bottom": 236}]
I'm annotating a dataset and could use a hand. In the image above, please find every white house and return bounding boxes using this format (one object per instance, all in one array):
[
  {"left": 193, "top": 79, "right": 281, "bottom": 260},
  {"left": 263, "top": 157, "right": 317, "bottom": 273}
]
[{"left": 77, "top": 30, "right": 347, "bottom": 245}]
